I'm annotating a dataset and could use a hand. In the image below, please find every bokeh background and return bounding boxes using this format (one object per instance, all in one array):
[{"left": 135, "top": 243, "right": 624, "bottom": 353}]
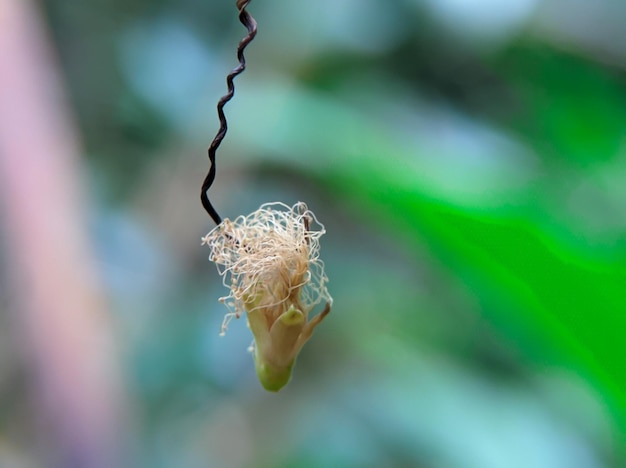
[{"left": 1, "top": 0, "right": 625, "bottom": 466}]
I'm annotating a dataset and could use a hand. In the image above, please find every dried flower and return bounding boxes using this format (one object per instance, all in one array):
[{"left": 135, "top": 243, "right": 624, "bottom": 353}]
[{"left": 202, "top": 202, "right": 332, "bottom": 391}]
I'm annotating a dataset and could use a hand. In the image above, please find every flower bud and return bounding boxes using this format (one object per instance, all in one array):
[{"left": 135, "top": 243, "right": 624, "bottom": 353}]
[{"left": 202, "top": 202, "right": 332, "bottom": 391}]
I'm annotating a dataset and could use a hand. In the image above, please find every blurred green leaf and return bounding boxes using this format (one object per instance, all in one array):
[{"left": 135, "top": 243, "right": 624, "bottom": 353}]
[
  {"left": 494, "top": 42, "right": 626, "bottom": 167},
  {"left": 236, "top": 81, "right": 626, "bottom": 449}
]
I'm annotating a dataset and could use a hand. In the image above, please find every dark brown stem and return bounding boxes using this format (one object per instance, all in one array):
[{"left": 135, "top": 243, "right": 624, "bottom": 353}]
[{"left": 201, "top": 1, "right": 257, "bottom": 225}]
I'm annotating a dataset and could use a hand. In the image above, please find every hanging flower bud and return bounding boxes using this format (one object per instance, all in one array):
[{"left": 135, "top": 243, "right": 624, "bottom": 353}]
[{"left": 202, "top": 202, "right": 332, "bottom": 391}]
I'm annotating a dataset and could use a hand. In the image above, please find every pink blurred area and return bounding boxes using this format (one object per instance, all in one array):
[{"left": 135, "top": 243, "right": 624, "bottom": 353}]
[{"left": 0, "top": 1, "right": 128, "bottom": 466}]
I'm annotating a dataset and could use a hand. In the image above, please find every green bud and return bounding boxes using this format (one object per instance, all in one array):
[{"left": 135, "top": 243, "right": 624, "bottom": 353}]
[
  {"left": 247, "top": 303, "right": 330, "bottom": 391},
  {"left": 255, "top": 359, "right": 294, "bottom": 392},
  {"left": 203, "top": 202, "right": 333, "bottom": 391}
]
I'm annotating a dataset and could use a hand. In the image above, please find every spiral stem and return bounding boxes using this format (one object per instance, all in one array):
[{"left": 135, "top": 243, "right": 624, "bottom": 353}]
[{"left": 201, "top": 1, "right": 257, "bottom": 225}]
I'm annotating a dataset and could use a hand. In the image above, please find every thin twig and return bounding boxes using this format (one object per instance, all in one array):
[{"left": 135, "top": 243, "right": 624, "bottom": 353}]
[{"left": 201, "top": 0, "right": 257, "bottom": 225}]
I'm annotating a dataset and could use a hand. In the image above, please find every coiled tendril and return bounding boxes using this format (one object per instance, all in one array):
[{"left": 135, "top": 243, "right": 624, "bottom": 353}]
[{"left": 201, "top": 0, "right": 257, "bottom": 225}]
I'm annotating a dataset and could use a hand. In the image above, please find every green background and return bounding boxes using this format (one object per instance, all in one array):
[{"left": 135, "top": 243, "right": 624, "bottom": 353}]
[{"left": 3, "top": 0, "right": 626, "bottom": 466}]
